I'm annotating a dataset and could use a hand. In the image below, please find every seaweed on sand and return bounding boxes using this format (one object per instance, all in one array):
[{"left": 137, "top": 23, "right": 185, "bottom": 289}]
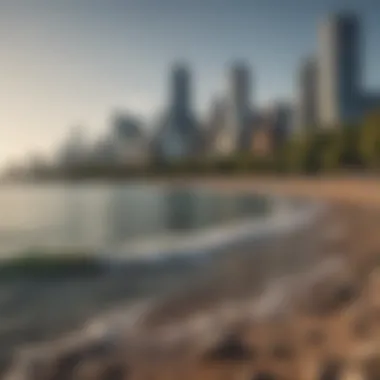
[{"left": 0, "top": 250, "right": 105, "bottom": 280}]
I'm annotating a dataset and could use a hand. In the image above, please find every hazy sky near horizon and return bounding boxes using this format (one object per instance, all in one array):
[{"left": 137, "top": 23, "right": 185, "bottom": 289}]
[{"left": 1, "top": 0, "right": 380, "bottom": 166}]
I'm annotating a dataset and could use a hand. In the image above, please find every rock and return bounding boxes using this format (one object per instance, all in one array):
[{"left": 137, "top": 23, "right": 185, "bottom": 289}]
[
  {"left": 202, "top": 333, "right": 254, "bottom": 362},
  {"left": 100, "top": 362, "right": 127, "bottom": 380},
  {"left": 72, "top": 359, "right": 103, "bottom": 380},
  {"left": 352, "top": 316, "right": 372, "bottom": 340},
  {"left": 362, "top": 355, "right": 380, "bottom": 380},
  {"left": 49, "top": 351, "right": 83, "bottom": 380},
  {"left": 368, "top": 269, "right": 380, "bottom": 309},
  {"left": 252, "top": 372, "right": 277, "bottom": 380},
  {"left": 319, "top": 359, "right": 344, "bottom": 380},
  {"left": 301, "top": 279, "right": 358, "bottom": 316},
  {"left": 305, "top": 329, "right": 325, "bottom": 346},
  {"left": 271, "top": 342, "right": 295, "bottom": 360},
  {"left": 294, "top": 257, "right": 359, "bottom": 317},
  {"left": 69, "top": 358, "right": 128, "bottom": 380}
]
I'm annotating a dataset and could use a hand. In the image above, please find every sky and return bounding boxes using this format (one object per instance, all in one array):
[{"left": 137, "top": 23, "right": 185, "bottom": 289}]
[{"left": 1, "top": 0, "right": 380, "bottom": 167}]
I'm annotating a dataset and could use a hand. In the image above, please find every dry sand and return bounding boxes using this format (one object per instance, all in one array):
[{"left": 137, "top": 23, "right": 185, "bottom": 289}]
[{"left": 171, "top": 175, "right": 380, "bottom": 206}]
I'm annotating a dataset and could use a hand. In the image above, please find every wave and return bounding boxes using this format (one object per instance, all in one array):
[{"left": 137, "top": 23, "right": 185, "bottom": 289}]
[
  {"left": 3, "top": 195, "right": 327, "bottom": 379},
  {"left": 105, "top": 196, "right": 326, "bottom": 264}
]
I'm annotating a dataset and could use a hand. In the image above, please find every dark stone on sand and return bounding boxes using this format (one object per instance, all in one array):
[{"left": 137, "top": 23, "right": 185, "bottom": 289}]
[
  {"left": 100, "top": 362, "right": 127, "bottom": 380},
  {"left": 203, "top": 333, "right": 254, "bottom": 362},
  {"left": 271, "top": 342, "right": 295, "bottom": 360},
  {"left": 304, "top": 280, "right": 358, "bottom": 316},
  {"left": 336, "top": 285, "right": 357, "bottom": 304},
  {"left": 49, "top": 351, "right": 83, "bottom": 380},
  {"left": 31, "top": 355, "right": 128, "bottom": 380},
  {"left": 0, "top": 355, "right": 12, "bottom": 379},
  {"left": 38, "top": 342, "right": 112, "bottom": 380},
  {"left": 85, "top": 340, "right": 116, "bottom": 358},
  {"left": 305, "top": 329, "right": 325, "bottom": 346},
  {"left": 319, "top": 359, "right": 343, "bottom": 380},
  {"left": 362, "top": 355, "right": 380, "bottom": 380},
  {"left": 72, "top": 360, "right": 103, "bottom": 380},
  {"left": 27, "top": 360, "right": 50, "bottom": 380},
  {"left": 252, "top": 372, "right": 276, "bottom": 380},
  {"left": 352, "top": 316, "right": 372, "bottom": 339}
]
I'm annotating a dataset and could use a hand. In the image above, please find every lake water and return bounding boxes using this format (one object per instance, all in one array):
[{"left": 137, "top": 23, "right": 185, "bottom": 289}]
[
  {"left": 0, "top": 182, "right": 275, "bottom": 367},
  {"left": 0, "top": 183, "right": 270, "bottom": 257}
]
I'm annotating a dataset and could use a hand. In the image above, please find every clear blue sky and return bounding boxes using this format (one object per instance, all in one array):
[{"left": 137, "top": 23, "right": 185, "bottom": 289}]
[{"left": 1, "top": 0, "right": 379, "bottom": 165}]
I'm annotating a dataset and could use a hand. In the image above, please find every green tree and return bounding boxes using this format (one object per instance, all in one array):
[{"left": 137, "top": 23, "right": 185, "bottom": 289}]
[
  {"left": 360, "top": 110, "right": 380, "bottom": 169},
  {"left": 285, "top": 130, "right": 335, "bottom": 174},
  {"left": 320, "top": 135, "right": 343, "bottom": 172}
]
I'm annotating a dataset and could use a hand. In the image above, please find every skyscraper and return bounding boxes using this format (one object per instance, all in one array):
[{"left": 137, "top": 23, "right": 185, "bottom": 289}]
[
  {"left": 296, "top": 58, "right": 318, "bottom": 132},
  {"left": 317, "top": 13, "right": 361, "bottom": 127},
  {"left": 59, "top": 126, "right": 88, "bottom": 167},
  {"left": 170, "top": 63, "right": 192, "bottom": 123},
  {"left": 269, "top": 102, "right": 293, "bottom": 145},
  {"left": 226, "top": 62, "right": 252, "bottom": 150},
  {"left": 154, "top": 62, "right": 198, "bottom": 161},
  {"left": 206, "top": 97, "right": 226, "bottom": 154},
  {"left": 111, "top": 112, "right": 149, "bottom": 165}
]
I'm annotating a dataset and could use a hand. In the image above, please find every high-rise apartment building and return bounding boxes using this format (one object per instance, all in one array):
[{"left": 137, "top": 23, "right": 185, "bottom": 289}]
[
  {"left": 266, "top": 102, "right": 293, "bottom": 147},
  {"left": 170, "top": 63, "right": 192, "bottom": 123},
  {"left": 226, "top": 62, "right": 252, "bottom": 150},
  {"left": 154, "top": 63, "right": 199, "bottom": 161},
  {"left": 317, "top": 13, "right": 361, "bottom": 127},
  {"left": 111, "top": 113, "right": 149, "bottom": 165},
  {"left": 296, "top": 58, "right": 318, "bottom": 132}
]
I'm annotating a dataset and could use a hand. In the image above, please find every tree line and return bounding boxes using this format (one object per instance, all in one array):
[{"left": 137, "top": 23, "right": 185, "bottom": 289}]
[{"left": 27, "top": 109, "right": 380, "bottom": 180}]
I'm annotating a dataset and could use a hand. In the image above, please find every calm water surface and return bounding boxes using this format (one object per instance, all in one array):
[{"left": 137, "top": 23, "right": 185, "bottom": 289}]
[{"left": 0, "top": 183, "right": 270, "bottom": 255}]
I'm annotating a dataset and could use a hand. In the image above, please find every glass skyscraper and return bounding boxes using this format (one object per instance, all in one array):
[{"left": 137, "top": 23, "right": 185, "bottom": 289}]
[
  {"left": 226, "top": 62, "right": 252, "bottom": 150},
  {"left": 296, "top": 57, "right": 318, "bottom": 132},
  {"left": 318, "top": 13, "right": 361, "bottom": 127},
  {"left": 170, "top": 63, "right": 192, "bottom": 122},
  {"left": 155, "top": 62, "right": 198, "bottom": 161}
]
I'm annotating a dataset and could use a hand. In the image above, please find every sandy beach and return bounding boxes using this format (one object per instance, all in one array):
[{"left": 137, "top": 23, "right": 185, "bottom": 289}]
[
  {"left": 170, "top": 175, "right": 380, "bottom": 205},
  {"left": 4, "top": 176, "right": 380, "bottom": 380}
]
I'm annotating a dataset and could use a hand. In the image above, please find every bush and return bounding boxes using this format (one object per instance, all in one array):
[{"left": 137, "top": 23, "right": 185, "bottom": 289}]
[{"left": 360, "top": 110, "right": 380, "bottom": 169}]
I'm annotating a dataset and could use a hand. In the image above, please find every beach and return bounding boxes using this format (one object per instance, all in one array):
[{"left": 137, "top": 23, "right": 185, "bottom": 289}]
[{"left": 4, "top": 176, "right": 380, "bottom": 380}]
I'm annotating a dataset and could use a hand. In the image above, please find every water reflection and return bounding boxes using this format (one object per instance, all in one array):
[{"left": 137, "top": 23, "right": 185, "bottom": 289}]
[
  {"left": 164, "top": 190, "right": 198, "bottom": 231},
  {"left": 0, "top": 184, "right": 269, "bottom": 254}
]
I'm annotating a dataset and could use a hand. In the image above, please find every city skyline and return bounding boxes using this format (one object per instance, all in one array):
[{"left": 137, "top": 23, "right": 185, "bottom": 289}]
[{"left": 1, "top": 0, "right": 380, "bottom": 166}]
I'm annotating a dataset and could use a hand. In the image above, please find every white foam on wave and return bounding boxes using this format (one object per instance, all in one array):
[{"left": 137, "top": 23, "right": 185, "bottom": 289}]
[
  {"left": 4, "top": 196, "right": 328, "bottom": 380},
  {"left": 107, "top": 196, "right": 326, "bottom": 263},
  {"left": 84, "top": 198, "right": 326, "bottom": 346}
]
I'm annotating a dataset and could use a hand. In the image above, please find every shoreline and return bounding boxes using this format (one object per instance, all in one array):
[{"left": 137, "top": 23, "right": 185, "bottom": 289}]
[
  {"left": 0, "top": 185, "right": 318, "bottom": 377},
  {"left": 6, "top": 174, "right": 380, "bottom": 204},
  {"left": 4, "top": 177, "right": 380, "bottom": 380},
  {"left": 169, "top": 175, "right": 380, "bottom": 206}
]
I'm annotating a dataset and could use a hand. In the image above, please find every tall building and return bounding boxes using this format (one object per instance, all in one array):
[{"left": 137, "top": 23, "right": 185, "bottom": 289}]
[
  {"left": 111, "top": 113, "right": 149, "bottom": 166},
  {"left": 59, "top": 126, "right": 88, "bottom": 167},
  {"left": 171, "top": 63, "right": 192, "bottom": 123},
  {"left": 206, "top": 97, "right": 227, "bottom": 155},
  {"left": 154, "top": 63, "right": 199, "bottom": 161},
  {"left": 267, "top": 102, "right": 293, "bottom": 146},
  {"left": 225, "top": 62, "right": 253, "bottom": 151},
  {"left": 317, "top": 13, "right": 361, "bottom": 127},
  {"left": 296, "top": 57, "right": 318, "bottom": 132},
  {"left": 361, "top": 93, "right": 380, "bottom": 116},
  {"left": 113, "top": 113, "right": 143, "bottom": 140}
]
